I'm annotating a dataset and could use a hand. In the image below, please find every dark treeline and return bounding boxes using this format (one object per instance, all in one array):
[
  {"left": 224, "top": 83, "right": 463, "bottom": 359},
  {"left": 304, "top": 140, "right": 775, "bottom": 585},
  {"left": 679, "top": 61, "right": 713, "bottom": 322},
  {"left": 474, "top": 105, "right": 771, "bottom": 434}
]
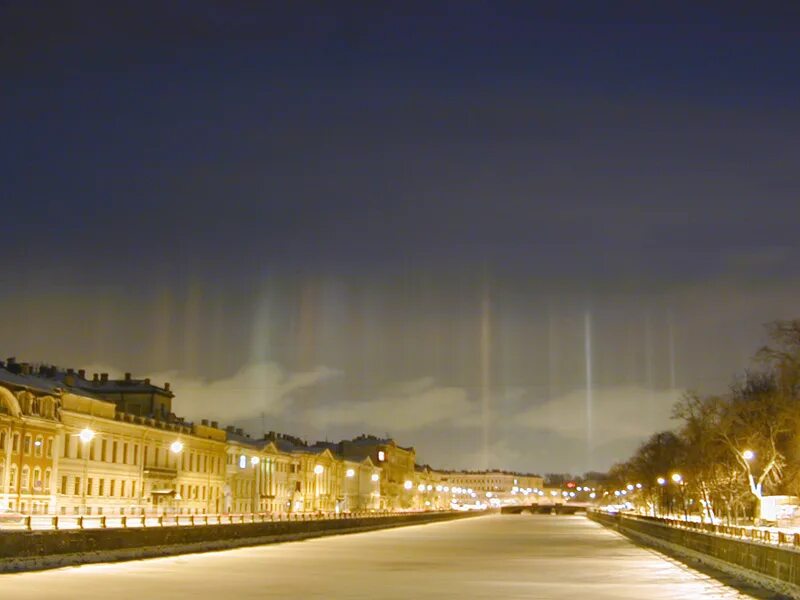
[{"left": 608, "top": 320, "right": 800, "bottom": 524}]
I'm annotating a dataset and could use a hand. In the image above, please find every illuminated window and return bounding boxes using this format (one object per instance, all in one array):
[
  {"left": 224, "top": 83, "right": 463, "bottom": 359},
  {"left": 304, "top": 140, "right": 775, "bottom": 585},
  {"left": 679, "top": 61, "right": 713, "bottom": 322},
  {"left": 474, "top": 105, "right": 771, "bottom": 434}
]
[
  {"left": 239, "top": 455, "right": 247, "bottom": 469},
  {"left": 377, "top": 450, "right": 385, "bottom": 462},
  {"left": 23, "top": 434, "right": 32, "bottom": 455}
]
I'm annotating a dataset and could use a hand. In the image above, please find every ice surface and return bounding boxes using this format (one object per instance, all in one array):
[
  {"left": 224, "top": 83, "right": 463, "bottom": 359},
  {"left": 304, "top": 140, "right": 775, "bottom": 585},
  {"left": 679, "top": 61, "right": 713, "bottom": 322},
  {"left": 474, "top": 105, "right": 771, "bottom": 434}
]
[{"left": 0, "top": 514, "right": 768, "bottom": 599}]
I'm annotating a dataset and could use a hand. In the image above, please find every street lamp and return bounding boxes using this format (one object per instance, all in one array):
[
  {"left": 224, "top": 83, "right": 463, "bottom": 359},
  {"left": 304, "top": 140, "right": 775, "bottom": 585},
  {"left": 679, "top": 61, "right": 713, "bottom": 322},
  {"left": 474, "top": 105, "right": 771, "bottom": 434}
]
[
  {"left": 742, "top": 450, "right": 755, "bottom": 461},
  {"left": 671, "top": 473, "right": 682, "bottom": 484},
  {"left": 250, "top": 456, "right": 260, "bottom": 516},
  {"left": 79, "top": 428, "right": 95, "bottom": 515},
  {"left": 657, "top": 477, "right": 666, "bottom": 485},
  {"left": 170, "top": 440, "right": 183, "bottom": 454},
  {"left": 313, "top": 465, "right": 324, "bottom": 513}
]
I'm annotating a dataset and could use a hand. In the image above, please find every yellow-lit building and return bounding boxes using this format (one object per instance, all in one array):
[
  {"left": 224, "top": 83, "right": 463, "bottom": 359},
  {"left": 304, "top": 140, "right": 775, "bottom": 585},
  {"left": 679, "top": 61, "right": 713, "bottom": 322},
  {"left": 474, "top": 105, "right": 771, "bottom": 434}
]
[{"left": 0, "top": 366, "right": 61, "bottom": 515}]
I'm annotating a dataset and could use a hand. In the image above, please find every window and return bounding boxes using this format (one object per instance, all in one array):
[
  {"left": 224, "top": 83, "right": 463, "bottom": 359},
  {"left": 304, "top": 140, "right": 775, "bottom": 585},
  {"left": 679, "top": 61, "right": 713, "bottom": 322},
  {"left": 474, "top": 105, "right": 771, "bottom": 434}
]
[
  {"left": 34, "top": 435, "right": 43, "bottom": 457},
  {"left": 74, "top": 477, "right": 81, "bottom": 496},
  {"left": 46, "top": 436, "right": 53, "bottom": 458},
  {"left": 0, "top": 463, "right": 3, "bottom": 491},
  {"left": 101, "top": 439, "right": 108, "bottom": 461},
  {"left": 120, "top": 480, "right": 126, "bottom": 497},
  {"left": 131, "top": 481, "right": 136, "bottom": 497},
  {"left": 62, "top": 433, "right": 69, "bottom": 458},
  {"left": 113, "top": 441, "right": 118, "bottom": 463},
  {"left": 0, "top": 430, "right": 5, "bottom": 450},
  {"left": 33, "top": 467, "right": 41, "bottom": 491},
  {"left": 98, "top": 479, "right": 104, "bottom": 496},
  {"left": 61, "top": 476, "right": 68, "bottom": 495},
  {"left": 23, "top": 434, "right": 32, "bottom": 455},
  {"left": 87, "top": 478, "right": 93, "bottom": 496},
  {"left": 12, "top": 433, "right": 19, "bottom": 453},
  {"left": 133, "top": 444, "right": 138, "bottom": 465},
  {"left": 123, "top": 442, "right": 129, "bottom": 464},
  {"left": 110, "top": 479, "right": 115, "bottom": 497},
  {"left": 21, "top": 465, "right": 30, "bottom": 490},
  {"left": 90, "top": 441, "right": 96, "bottom": 461}
]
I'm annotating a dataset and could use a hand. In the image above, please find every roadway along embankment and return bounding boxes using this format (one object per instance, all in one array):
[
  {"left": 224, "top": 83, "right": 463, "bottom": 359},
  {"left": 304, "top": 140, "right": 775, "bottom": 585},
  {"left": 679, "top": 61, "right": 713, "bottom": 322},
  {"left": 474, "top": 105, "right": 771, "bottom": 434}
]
[
  {"left": 589, "top": 510, "right": 800, "bottom": 599},
  {"left": 0, "top": 511, "right": 483, "bottom": 573}
]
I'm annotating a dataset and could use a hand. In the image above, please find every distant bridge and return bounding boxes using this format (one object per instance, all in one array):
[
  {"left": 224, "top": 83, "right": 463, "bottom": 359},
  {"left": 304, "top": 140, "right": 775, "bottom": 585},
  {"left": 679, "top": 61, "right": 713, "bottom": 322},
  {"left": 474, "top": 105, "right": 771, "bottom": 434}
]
[{"left": 501, "top": 503, "right": 590, "bottom": 515}]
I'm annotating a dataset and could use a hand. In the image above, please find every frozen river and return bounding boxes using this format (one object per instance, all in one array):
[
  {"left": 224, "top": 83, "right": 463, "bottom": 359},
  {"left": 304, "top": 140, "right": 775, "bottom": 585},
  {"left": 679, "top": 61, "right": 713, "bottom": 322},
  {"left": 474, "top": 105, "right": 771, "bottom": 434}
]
[{"left": 0, "top": 514, "right": 775, "bottom": 599}]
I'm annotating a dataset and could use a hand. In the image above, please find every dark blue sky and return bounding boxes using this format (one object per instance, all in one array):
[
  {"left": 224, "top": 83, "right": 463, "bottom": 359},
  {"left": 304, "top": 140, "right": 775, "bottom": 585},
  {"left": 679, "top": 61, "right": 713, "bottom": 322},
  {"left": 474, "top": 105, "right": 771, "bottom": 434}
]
[{"left": 2, "top": 2, "right": 800, "bottom": 473}]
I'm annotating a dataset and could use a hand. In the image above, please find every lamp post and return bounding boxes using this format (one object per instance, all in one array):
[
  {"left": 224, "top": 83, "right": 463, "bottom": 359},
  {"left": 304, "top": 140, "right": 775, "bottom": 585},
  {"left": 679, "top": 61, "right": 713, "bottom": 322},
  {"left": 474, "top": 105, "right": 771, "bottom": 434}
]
[
  {"left": 251, "top": 456, "right": 260, "bottom": 518},
  {"left": 656, "top": 477, "right": 666, "bottom": 517},
  {"left": 314, "top": 464, "right": 324, "bottom": 513},
  {"left": 170, "top": 440, "right": 183, "bottom": 515},
  {"left": 79, "top": 428, "right": 95, "bottom": 515}
]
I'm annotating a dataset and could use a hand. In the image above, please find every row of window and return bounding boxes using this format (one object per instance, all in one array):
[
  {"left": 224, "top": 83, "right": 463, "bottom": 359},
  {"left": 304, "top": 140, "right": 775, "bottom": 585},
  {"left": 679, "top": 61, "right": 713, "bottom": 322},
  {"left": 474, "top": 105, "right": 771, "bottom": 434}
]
[
  {"left": 0, "top": 463, "right": 51, "bottom": 492},
  {"left": 62, "top": 433, "right": 226, "bottom": 475},
  {"left": 59, "top": 475, "right": 138, "bottom": 499},
  {"left": 0, "top": 431, "right": 54, "bottom": 458}
]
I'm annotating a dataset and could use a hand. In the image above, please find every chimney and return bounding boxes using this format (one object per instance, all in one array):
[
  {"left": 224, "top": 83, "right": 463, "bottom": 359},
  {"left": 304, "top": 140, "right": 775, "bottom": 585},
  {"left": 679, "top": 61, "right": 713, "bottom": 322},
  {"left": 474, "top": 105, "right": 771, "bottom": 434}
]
[
  {"left": 235, "top": 428, "right": 243, "bottom": 436},
  {"left": 144, "top": 378, "right": 150, "bottom": 385},
  {"left": 201, "top": 419, "right": 209, "bottom": 426},
  {"left": 225, "top": 425, "right": 234, "bottom": 433},
  {"left": 211, "top": 421, "right": 218, "bottom": 428},
  {"left": 67, "top": 368, "right": 74, "bottom": 375},
  {"left": 78, "top": 369, "right": 86, "bottom": 379},
  {"left": 20, "top": 363, "right": 30, "bottom": 375},
  {"left": 101, "top": 373, "right": 108, "bottom": 382},
  {"left": 164, "top": 382, "right": 171, "bottom": 392},
  {"left": 93, "top": 373, "right": 99, "bottom": 383},
  {"left": 124, "top": 372, "right": 132, "bottom": 382}
]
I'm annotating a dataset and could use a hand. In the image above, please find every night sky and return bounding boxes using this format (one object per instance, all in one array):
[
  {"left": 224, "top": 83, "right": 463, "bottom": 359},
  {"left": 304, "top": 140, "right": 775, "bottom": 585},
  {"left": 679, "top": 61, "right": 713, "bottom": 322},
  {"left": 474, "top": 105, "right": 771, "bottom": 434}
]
[{"left": 2, "top": 2, "right": 800, "bottom": 474}]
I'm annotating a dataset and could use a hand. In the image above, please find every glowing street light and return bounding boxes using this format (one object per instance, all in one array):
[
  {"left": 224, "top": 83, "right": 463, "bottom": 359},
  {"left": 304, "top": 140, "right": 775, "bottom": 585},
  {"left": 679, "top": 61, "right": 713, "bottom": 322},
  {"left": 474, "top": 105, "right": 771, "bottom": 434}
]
[
  {"left": 657, "top": 477, "right": 666, "bottom": 486},
  {"left": 743, "top": 450, "right": 755, "bottom": 461},
  {"left": 250, "top": 456, "right": 260, "bottom": 466},
  {"left": 671, "top": 473, "right": 683, "bottom": 484},
  {"left": 404, "top": 480, "right": 413, "bottom": 490},
  {"left": 346, "top": 468, "right": 355, "bottom": 478},
  {"left": 371, "top": 473, "right": 379, "bottom": 482},
  {"left": 170, "top": 440, "right": 184, "bottom": 454},
  {"left": 314, "top": 464, "right": 324, "bottom": 475},
  {"left": 626, "top": 484, "right": 634, "bottom": 491},
  {"left": 79, "top": 428, "right": 95, "bottom": 443}
]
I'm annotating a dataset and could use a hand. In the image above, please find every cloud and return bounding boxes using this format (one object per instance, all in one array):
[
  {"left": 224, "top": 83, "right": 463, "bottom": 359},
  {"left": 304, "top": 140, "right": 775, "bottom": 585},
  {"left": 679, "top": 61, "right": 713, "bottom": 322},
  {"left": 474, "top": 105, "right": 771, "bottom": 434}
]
[
  {"left": 86, "top": 361, "right": 340, "bottom": 423},
  {"left": 515, "top": 385, "right": 682, "bottom": 449},
  {"left": 310, "top": 376, "right": 476, "bottom": 432}
]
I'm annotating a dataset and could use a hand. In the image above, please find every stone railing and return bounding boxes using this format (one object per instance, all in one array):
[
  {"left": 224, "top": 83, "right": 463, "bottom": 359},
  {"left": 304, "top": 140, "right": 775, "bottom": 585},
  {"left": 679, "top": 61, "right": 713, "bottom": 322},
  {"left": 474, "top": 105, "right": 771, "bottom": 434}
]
[{"left": 589, "top": 509, "right": 800, "bottom": 598}]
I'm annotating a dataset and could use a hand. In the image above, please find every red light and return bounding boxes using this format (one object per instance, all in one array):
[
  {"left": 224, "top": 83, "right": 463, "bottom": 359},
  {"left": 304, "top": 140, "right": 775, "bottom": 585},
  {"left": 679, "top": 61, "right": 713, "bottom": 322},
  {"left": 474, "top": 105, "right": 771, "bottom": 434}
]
[{"left": 566, "top": 482, "right": 576, "bottom": 488}]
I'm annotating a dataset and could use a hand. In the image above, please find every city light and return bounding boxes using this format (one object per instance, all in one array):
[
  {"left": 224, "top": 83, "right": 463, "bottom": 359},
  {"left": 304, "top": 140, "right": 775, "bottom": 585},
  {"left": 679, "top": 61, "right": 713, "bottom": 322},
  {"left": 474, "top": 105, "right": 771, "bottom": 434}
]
[
  {"left": 418, "top": 484, "right": 426, "bottom": 492},
  {"left": 250, "top": 456, "right": 260, "bottom": 466},
  {"left": 671, "top": 473, "right": 683, "bottom": 483},
  {"left": 346, "top": 468, "right": 355, "bottom": 478},
  {"left": 78, "top": 428, "right": 95, "bottom": 443},
  {"left": 377, "top": 451, "right": 385, "bottom": 462},
  {"left": 371, "top": 473, "right": 379, "bottom": 482},
  {"left": 657, "top": 477, "right": 666, "bottom": 485},
  {"left": 404, "top": 480, "right": 413, "bottom": 490},
  {"left": 314, "top": 465, "right": 324, "bottom": 475},
  {"left": 743, "top": 449, "right": 755, "bottom": 461},
  {"left": 170, "top": 440, "right": 184, "bottom": 454}
]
